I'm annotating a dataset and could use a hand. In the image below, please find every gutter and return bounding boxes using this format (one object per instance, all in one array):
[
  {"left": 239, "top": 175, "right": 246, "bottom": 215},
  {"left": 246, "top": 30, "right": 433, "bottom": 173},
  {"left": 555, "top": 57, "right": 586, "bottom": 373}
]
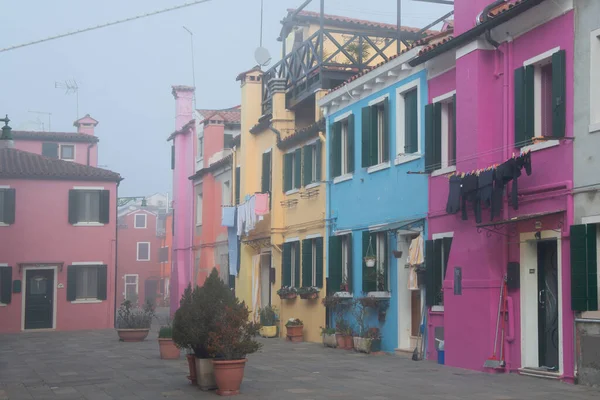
[
  {"left": 114, "top": 180, "right": 120, "bottom": 328},
  {"left": 481, "top": 1, "right": 505, "bottom": 48},
  {"left": 87, "top": 142, "right": 96, "bottom": 166},
  {"left": 408, "top": 0, "right": 545, "bottom": 67}
]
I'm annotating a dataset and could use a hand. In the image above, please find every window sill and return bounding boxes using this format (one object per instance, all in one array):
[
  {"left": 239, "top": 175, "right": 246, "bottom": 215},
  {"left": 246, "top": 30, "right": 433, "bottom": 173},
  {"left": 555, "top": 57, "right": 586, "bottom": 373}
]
[
  {"left": 305, "top": 182, "right": 321, "bottom": 190},
  {"left": 520, "top": 139, "right": 559, "bottom": 153},
  {"left": 367, "top": 291, "right": 391, "bottom": 299},
  {"left": 71, "top": 299, "right": 102, "bottom": 304},
  {"left": 333, "top": 291, "right": 353, "bottom": 298},
  {"left": 394, "top": 154, "right": 421, "bottom": 166},
  {"left": 0, "top": 223, "right": 9, "bottom": 227},
  {"left": 431, "top": 305, "right": 444, "bottom": 312},
  {"left": 134, "top": 226, "right": 147, "bottom": 229},
  {"left": 590, "top": 122, "right": 600, "bottom": 134},
  {"left": 367, "top": 161, "right": 390, "bottom": 174},
  {"left": 73, "top": 222, "right": 105, "bottom": 227},
  {"left": 431, "top": 165, "right": 456, "bottom": 177},
  {"left": 136, "top": 259, "right": 151, "bottom": 262},
  {"left": 333, "top": 174, "right": 353, "bottom": 184},
  {"left": 285, "top": 189, "right": 300, "bottom": 196},
  {"left": 0, "top": 303, "right": 7, "bottom": 307}
]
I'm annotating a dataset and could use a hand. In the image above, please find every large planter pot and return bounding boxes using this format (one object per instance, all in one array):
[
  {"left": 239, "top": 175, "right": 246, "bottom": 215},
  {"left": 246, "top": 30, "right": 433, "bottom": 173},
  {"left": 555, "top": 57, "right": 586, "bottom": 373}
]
[
  {"left": 212, "top": 359, "right": 247, "bottom": 396},
  {"left": 116, "top": 328, "right": 150, "bottom": 342},
  {"left": 186, "top": 354, "right": 197, "bottom": 385},
  {"left": 354, "top": 337, "right": 372, "bottom": 354},
  {"left": 286, "top": 325, "right": 304, "bottom": 342},
  {"left": 158, "top": 338, "right": 180, "bottom": 359},
  {"left": 196, "top": 357, "right": 217, "bottom": 391},
  {"left": 259, "top": 325, "right": 277, "bottom": 338},
  {"left": 279, "top": 293, "right": 297, "bottom": 300},
  {"left": 344, "top": 335, "right": 354, "bottom": 350},
  {"left": 322, "top": 333, "right": 337, "bottom": 348},
  {"left": 335, "top": 333, "right": 346, "bottom": 349}
]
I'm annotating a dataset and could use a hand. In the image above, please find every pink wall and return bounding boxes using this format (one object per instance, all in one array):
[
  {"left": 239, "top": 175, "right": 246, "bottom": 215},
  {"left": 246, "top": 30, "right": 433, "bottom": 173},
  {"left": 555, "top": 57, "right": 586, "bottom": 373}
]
[
  {"left": 426, "top": 10, "right": 575, "bottom": 380},
  {"left": 454, "top": 0, "right": 496, "bottom": 36},
  {"left": 12, "top": 140, "right": 98, "bottom": 167},
  {"left": 117, "top": 210, "right": 162, "bottom": 306},
  {"left": 203, "top": 123, "right": 225, "bottom": 168},
  {"left": 0, "top": 179, "right": 117, "bottom": 333}
]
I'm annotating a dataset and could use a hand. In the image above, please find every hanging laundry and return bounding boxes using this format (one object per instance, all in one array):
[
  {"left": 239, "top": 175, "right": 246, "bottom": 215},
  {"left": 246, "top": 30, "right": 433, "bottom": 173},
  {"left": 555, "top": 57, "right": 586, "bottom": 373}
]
[
  {"left": 228, "top": 226, "right": 238, "bottom": 276},
  {"left": 245, "top": 195, "right": 257, "bottom": 234},
  {"left": 461, "top": 174, "right": 481, "bottom": 223},
  {"left": 408, "top": 234, "right": 424, "bottom": 266},
  {"left": 446, "top": 175, "right": 462, "bottom": 214},
  {"left": 408, "top": 266, "right": 419, "bottom": 291},
  {"left": 237, "top": 203, "right": 246, "bottom": 236},
  {"left": 255, "top": 193, "right": 270, "bottom": 216},
  {"left": 478, "top": 169, "right": 494, "bottom": 219},
  {"left": 221, "top": 206, "right": 236, "bottom": 228}
]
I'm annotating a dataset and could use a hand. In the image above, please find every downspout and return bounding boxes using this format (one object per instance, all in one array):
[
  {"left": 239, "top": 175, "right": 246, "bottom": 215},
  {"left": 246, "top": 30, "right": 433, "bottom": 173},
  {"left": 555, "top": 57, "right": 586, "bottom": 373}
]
[
  {"left": 87, "top": 142, "right": 96, "bottom": 166},
  {"left": 268, "top": 124, "right": 282, "bottom": 146},
  {"left": 113, "top": 179, "right": 120, "bottom": 328},
  {"left": 479, "top": 0, "right": 505, "bottom": 49}
]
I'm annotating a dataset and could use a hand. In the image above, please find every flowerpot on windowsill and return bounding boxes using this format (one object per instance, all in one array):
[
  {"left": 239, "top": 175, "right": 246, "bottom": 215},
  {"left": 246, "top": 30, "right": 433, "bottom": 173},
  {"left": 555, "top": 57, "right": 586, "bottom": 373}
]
[
  {"left": 300, "top": 292, "right": 319, "bottom": 300},
  {"left": 279, "top": 293, "right": 297, "bottom": 300},
  {"left": 364, "top": 257, "right": 376, "bottom": 268}
]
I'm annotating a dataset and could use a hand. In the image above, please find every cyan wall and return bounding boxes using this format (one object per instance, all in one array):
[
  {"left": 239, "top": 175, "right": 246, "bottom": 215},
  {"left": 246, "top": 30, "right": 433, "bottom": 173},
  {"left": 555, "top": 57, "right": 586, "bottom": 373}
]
[{"left": 326, "top": 69, "right": 429, "bottom": 351}]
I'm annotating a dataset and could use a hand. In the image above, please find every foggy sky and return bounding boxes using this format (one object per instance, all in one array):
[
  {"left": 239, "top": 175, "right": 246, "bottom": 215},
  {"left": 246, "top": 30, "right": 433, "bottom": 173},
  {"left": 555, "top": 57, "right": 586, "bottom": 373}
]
[{"left": 0, "top": 0, "right": 450, "bottom": 197}]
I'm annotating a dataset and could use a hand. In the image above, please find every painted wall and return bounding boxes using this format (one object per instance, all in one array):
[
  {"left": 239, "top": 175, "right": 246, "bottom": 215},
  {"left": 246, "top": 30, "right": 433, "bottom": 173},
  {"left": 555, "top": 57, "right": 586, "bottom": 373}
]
[
  {"left": 12, "top": 140, "right": 98, "bottom": 167},
  {"left": 427, "top": 10, "right": 575, "bottom": 380},
  {"left": 0, "top": 178, "right": 117, "bottom": 333},
  {"left": 116, "top": 210, "right": 162, "bottom": 306},
  {"left": 326, "top": 69, "right": 430, "bottom": 351}
]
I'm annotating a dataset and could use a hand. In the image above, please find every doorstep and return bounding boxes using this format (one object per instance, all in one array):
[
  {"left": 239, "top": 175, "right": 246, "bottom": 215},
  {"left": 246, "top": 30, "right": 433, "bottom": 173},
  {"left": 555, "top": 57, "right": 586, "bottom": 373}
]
[
  {"left": 395, "top": 348, "right": 415, "bottom": 358},
  {"left": 518, "top": 367, "right": 561, "bottom": 380}
]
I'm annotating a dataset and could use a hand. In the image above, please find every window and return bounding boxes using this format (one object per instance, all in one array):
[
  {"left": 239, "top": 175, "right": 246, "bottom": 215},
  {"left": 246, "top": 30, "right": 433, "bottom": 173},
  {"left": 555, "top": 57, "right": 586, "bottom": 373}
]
[
  {"left": 224, "top": 134, "right": 234, "bottom": 149},
  {"left": 331, "top": 116, "right": 354, "bottom": 179},
  {"left": 60, "top": 144, "right": 75, "bottom": 161},
  {"left": 0, "top": 266, "right": 12, "bottom": 305},
  {"left": 42, "top": 143, "right": 58, "bottom": 159},
  {"left": 590, "top": 29, "right": 600, "bottom": 132},
  {"left": 361, "top": 98, "right": 389, "bottom": 168},
  {"left": 425, "top": 235, "right": 453, "bottom": 308},
  {"left": 328, "top": 234, "right": 352, "bottom": 294},
  {"left": 362, "top": 232, "right": 389, "bottom": 292},
  {"left": 198, "top": 137, "right": 204, "bottom": 158},
  {"left": 196, "top": 193, "right": 203, "bottom": 226},
  {"left": 425, "top": 92, "right": 456, "bottom": 172},
  {"left": 301, "top": 237, "right": 324, "bottom": 288},
  {"left": 66, "top": 264, "right": 107, "bottom": 302},
  {"left": 134, "top": 214, "right": 147, "bottom": 229},
  {"left": 515, "top": 49, "right": 566, "bottom": 147},
  {"left": 124, "top": 274, "right": 139, "bottom": 302},
  {"left": 68, "top": 189, "right": 109, "bottom": 225},
  {"left": 159, "top": 247, "right": 169, "bottom": 263},
  {"left": 0, "top": 188, "right": 16, "bottom": 225},
  {"left": 137, "top": 242, "right": 150, "bottom": 261},
  {"left": 396, "top": 80, "right": 422, "bottom": 164},
  {"left": 302, "top": 142, "right": 322, "bottom": 186},
  {"left": 282, "top": 241, "right": 300, "bottom": 288},
  {"left": 222, "top": 181, "right": 231, "bottom": 206},
  {"left": 570, "top": 223, "right": 599, "bottom": 311},
  {"left": 283, "top": 148, "right": 301, "bottom": 192},
  {"left": 261, "top": 151, "right": 272, "bottom": 194},
  {"left": 235, "top": 167, "right": 241, "bottom": 205}
]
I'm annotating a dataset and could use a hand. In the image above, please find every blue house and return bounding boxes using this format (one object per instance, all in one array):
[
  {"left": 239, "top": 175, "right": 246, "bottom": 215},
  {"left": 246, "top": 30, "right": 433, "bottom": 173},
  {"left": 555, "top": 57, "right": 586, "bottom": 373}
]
[{"left": 319, "top": 48, "right": 429, "bottom": 352}]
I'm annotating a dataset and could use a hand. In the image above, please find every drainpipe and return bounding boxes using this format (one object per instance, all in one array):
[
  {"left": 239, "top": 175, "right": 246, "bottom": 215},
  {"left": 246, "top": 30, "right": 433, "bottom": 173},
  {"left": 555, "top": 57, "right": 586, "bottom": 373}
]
[
  {"left": 114, "top": 180, "right": 120, "bottom": 328},
  {"left": 87, "top": 142, "right": 96, "bottom": 166},
  {"left": 479, "top": 0, "right": 505, "bottom": 49}
]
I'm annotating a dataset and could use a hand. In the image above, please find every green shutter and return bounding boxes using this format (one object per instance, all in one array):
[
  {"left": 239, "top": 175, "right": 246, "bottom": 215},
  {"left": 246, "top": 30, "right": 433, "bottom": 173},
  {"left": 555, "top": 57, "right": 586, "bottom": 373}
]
[
  {"left": 433, "top": 102, "right": 442, "bottom": 170},
  {"left": 315, "top": 238, "right": 324, "bottom": 288},
  {"left": 235, "top": 167, "right": 241, "bottom": 205},
  {"left": 97, "top": 265, "right": 108, "bottom": 301},
  {"left": 425, "top": 240, "right": 436, "bottom": 306},
  {"left": 424, "top": 104, "right": 435, "bottom": 171},
  {"left": 68, "top": 190, "right": 79, "bottom": 225},
  {"left": 328, "top": 236, "right": 342, "bottom": 294},
  {"left": 382, "top": 234, "right": 388, "bottom": 291},
  {"left": 331, "top": 122, "right": 342, "bottom": 178},
  {"left": 433, "top": 239, "right": 443, "bottom": 305},
  {"left": 571, "top": 224, "right": 589, "bottom": 311},
  {"left": 282, "top": 243, "right": 292, "bottom": 287},
  {"left": 171, "top": 145, "right": 175, "bottom": 170},
  {"left": 0, "top": 267, "right": 12, "bottom": 304},
  {"left": 294, "top": 242, "right": 301, "bottom": 288},
  {"left": 3, "top": 188, "right": 15, "bottom": 225},
  {"left": 303, "top": 146, "right": 313, "bottom": 186},
  {"left": 347, "top": 234, "right": 353, "bottom": 292},
  {"left": 347, "top": 115, "right": 355, "bottom": 173},
  {"left": 284, "top": 154, "right": 293, "bottom": 192},
  {"left": 315, "top": 140, "right": 322, "bottom": 182},
  {"left": 302, "top": 239, "right": 313, "bottom": 287},
  {"left": 362, "top": 231, "right": 376, "bottom": 292},
  {"left": 442, "top": 237, "right": 453, "bottom": 280},
  {"left": 587, "top": 224, "right": 598, "bottom": 311},
  {"left": 404, "top": 89, "right": 419, "bottom": 154},
  {"left": 451, "top": 94, "right": 457, "bottom": 165},
  {"left": 67, "top": 265, "right": 77, "bottom": 301},
  {"left": 381, "top": 98, "right": 390, "bottom": 163},
  {"left": 552, "top": 49, "right": 566, "bottom": 138},
  {"left": 514, "top": 67, "right": 526, "bottom": 147},
  {"left": 361, "top": 107, "right": 372, "bottom": 168},
  {"left": 42, "top": 142, "right": 58, "bottom": 159},
  {"left": 261, "top": 152, "right": 271, "bottom": 193},
  {"left": 99, "top": 190, "right": 110, "bottom": 224},
  {"left": 370, "top": 105, "right": 379, "bottom": 166},
  {"left": 294, "top": 148, "right": 302, "bottom": 189},
  {"left": 524, "top": 65, "right": 535, "bottom": 144}
]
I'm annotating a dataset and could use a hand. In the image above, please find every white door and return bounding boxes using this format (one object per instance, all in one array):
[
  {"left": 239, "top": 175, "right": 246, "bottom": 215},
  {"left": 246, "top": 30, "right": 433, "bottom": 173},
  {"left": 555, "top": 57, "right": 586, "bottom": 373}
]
[{"left": 260, "top": 253, "right": 271, "bottom": 307}]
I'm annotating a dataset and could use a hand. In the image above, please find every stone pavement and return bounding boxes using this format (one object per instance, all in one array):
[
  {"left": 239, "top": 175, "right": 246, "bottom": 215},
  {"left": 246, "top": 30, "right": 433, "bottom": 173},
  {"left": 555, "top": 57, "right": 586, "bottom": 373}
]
[{"left": 2, "top": 320, "right": 600, "bottom": 400}]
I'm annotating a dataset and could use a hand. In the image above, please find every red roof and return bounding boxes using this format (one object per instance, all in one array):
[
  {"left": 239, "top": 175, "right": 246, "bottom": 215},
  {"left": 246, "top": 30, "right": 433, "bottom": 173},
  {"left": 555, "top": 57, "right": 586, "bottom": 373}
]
[
  {"left": 197, "top": 106, "right": 241, "bottom": 124},
  {"left": 0, "top": 147, "right": 122, "bottom": 182},
  {"left": 12, "top": 131, "right": 98, "bottom": 143}
]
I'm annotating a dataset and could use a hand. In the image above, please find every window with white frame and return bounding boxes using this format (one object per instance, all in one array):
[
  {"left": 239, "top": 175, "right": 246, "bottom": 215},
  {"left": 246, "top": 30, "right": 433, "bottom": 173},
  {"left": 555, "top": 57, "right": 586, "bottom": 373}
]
[
  {"left": 282, "top": 240, "right": 300, "bottom": 288},
  {"left": 291, "top": 242, "right": 297, "bottom": 287},
  {"left": 124, "top": 274, "right": 139, "bottom": 302},
  {"left": 426, "top": 234, "right": 453, "bottom": 308},
  {"left": 341, "top": 235, "right": 351, "bottom": 290},
  {"left": 134, "top": 214, "right": 147, "bottom": 229},
  {"left": 75, "top": 266, "right": 98, "bottom": 300},
  {"left": 60, "top": 144, "right": 75, "bottom": 161},
  {"left": 397, "top": 81, "right": 420, "bottom": 159},
  {"left": 362, "top": 98, "right": 390, "bottom": 168},
  {"left": 283, "top": 149, "right": 301, "bottom": 192},
  {"left": 425, "top": 92, "right": 456, "bottom": 172},
  {"left": 137, "top": 242, "right": 150, "bottom": 261},
  {"left": 196, "top": 193, "right": 203, "bottom": 226},
  {"left": 363, "top": 231, "right": 389, "bottom": 292},
  {"left": 590, "top": 29, "right": 600, "bottom": 132},
  {"left": 198, "top": 136, "right": 204, "bottom": 158},
  {"left": 69, "top": 189, "right": 109, "bottom": 224},
  {"left": 331, "top": 115, "right": 354, "bottom": 179},
  {"left": 302, "top": 142, "right": 322, "bottom": 185}
]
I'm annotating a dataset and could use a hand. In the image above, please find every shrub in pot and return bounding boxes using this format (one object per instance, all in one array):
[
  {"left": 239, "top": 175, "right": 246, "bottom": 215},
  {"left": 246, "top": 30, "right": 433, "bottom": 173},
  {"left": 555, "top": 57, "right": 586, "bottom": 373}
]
[
  {"left": 158, "top": 324, "right": 180, "bottom": 359},
  {"left": 258, "top": 305, "right": 278, "bottom": 338},
  {"left": 115, "top": 300, "right": 154, "bottom": 342},
  {"left": 320, "top": 327, "right": 337, "bottom": 348},
  {"left": 367, "top": 327, "right": 382, "bottom": 352},
  {"left": 206, "top": 302, "right": 262, "bottom": 396},
  {"left": 285, "top": 318, "right": 304, "bottom": 342}
]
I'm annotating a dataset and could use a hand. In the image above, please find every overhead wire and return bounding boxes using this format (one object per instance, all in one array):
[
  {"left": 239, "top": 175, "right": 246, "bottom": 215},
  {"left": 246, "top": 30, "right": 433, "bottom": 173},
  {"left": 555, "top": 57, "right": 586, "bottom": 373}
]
[{"left": 0, "top": 0, "right": 213, "bottom": 53}]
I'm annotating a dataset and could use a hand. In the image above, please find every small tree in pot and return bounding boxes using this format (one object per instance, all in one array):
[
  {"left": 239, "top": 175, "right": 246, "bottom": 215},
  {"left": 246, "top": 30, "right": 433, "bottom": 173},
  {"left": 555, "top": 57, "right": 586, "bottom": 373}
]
[
  {"left": 172, "top": 284, "right": 198, "bottom": 385},
  {"left": 158, "top": 324, "right": 180, "bottom": 359},
  {"left": 116, "top": 300, "right": 154, "bottom": 342},
  {"left": 258, "top": 305, "right": 278, "bottom": 338}
]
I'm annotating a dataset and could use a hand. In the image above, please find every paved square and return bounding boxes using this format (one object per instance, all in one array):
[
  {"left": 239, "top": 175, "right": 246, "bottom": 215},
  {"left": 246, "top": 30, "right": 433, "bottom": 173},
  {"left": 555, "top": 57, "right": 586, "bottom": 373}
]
[{"left": 1, "top": 320, "right": 600, "bottom": 399}]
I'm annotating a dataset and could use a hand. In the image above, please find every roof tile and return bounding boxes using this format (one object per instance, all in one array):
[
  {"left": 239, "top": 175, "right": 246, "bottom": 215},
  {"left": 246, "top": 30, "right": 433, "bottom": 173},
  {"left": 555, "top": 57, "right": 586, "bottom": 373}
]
[{"left": 12, "top": 131, "right": 98, "bottom": 143}]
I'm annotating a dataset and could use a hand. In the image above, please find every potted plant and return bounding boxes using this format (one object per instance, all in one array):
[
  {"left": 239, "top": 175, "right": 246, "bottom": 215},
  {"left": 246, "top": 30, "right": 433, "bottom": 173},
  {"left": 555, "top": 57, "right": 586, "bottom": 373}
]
[
  {"left": 172, "top": 285, "right": 198, "bottom": 385},
  {"left": 321, "top": 326, "right": 337, "bottom": 348},
  {"left": 158, "top": 324, "right": 180, "bottom": 359},
  {"left": 206, "top": 304, "right": 262, "bottom": 396},
  {"left": 298, "top": 286, "right": 319, "bottom": 300},
  {"left": 276, "top": 286, "right": 298, "bottom": 300},
  {"left": 285, "top": 318, "right": 304, "bottom": 342},
  {"left": 364, "top": 236, "right": 376, "bottom": 267},
  {"left": 343, "top": 326, "right": 354, "bottom": 350},
  {"left": 367, "top": 327, "right": 382, "bottom": 352},
  {"left": 258, "top": 305, "right": 278, "bottom": 338},
  {"left": 335, "top": 317, "right": 349, "bottom": 349},
  {"left": 115, "top": 300, "right": 154, "bottom": 342}
]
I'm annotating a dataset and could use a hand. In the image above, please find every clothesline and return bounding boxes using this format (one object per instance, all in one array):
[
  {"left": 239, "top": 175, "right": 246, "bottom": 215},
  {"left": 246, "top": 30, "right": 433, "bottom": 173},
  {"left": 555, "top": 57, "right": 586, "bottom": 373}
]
[{"left": 448, "top": 149, "right": 531, "bottom": 180}]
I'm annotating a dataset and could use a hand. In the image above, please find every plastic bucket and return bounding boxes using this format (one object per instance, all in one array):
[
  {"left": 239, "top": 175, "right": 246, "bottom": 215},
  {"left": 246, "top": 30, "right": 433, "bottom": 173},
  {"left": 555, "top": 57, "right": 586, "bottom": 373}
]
[{"left": 437, "top": 350, "right": 445, "bottom": 365}]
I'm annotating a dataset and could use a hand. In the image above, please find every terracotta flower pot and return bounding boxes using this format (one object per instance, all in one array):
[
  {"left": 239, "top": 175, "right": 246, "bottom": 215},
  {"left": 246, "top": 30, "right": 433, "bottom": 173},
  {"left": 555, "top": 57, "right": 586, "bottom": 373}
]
[
  {"left": 186, "top": 354, "right": 197, "bottom": 385},
  {"left": 212, "top": 359, "right": 247, "bottom": 396},
  {"left": 335, "top": 333, "right": 345, "bottom": 348},
  {"left": 116, "top": 328, "right": 150, "bottom": 342},
  {"left": 300, "top": 292, "right": 319, "bottom": 300},
  {"left": 158, "top": 338, "right": 180, "bottom": 359},
  {"left": 286, "top": 325, "right": 304, "bottom": 342},
  {"left": 344, "top": 335, "right": 354, "bottom": 350},
  {"left": 279, "top": 292, "right": 297, "bottom": 300}
]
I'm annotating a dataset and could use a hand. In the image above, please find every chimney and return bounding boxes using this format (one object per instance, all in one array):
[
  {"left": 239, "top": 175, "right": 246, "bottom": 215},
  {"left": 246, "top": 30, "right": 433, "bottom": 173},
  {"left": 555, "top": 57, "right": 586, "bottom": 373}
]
[
  {"left": 73, "top": 114, "right": 99, "bottom": 135},
  {"left": 0, "top": 115, "right": 14, "bottom": 149},
  {"left": 172, "top": 85, "right": 195, "bottom": 130}
]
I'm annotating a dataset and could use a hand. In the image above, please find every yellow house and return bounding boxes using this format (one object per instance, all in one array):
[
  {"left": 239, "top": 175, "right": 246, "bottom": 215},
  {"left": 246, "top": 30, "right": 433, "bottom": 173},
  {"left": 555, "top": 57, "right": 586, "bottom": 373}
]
[{"left": 232, "top": 9, "right": 428, "bottom": 343}]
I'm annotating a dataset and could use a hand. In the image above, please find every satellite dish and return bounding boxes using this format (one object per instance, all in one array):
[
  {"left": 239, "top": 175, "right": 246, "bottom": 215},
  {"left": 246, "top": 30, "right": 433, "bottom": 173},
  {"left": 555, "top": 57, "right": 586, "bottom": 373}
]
[{"left": 254, "top": 46, "right": 272, "bottom": 67}]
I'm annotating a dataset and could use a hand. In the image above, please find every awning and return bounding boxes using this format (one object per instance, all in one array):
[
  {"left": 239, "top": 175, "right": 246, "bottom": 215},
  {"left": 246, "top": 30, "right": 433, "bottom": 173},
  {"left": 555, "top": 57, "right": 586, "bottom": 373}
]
[
  {"left": 477, "top": 210, "right": 564, "bottom": 229},
  {"left": 369, "top": 218, "right": 424, "bottom": 233}
]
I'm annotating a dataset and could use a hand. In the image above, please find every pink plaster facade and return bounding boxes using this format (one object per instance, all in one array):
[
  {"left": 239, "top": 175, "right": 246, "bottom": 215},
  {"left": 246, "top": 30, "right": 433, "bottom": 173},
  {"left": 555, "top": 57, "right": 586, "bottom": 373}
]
[
  {"left": 0, "top": 179, "right": 118, "bottom": 333},
  {"left": 426, "top": 3, "right": 575, "bottom": 381}
]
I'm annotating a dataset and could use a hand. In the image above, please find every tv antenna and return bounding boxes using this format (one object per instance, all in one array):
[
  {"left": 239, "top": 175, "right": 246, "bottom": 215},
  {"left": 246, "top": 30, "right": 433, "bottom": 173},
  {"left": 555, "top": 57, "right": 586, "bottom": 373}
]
[
  {"left": 254, "top": 0, "right": 271, "bottom": 67},
  {"left": 55, "top": 79, "right": 80, "bottom": 119},
  {"left": 27, "top": 110, "right": 52, "bottom": 131},
  {"left": 182, "top": 26, "right": 197, "bottom": 108}
]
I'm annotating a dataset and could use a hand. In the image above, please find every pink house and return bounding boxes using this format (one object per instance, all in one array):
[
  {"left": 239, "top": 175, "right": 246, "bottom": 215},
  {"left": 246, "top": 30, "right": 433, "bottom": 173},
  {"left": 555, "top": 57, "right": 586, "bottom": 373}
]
[
  {"left": 0, "top": 118, "right": 122, "bottom": 333},
  {"left": 412, "top": 0, "right": 576, "bottom": 381}
]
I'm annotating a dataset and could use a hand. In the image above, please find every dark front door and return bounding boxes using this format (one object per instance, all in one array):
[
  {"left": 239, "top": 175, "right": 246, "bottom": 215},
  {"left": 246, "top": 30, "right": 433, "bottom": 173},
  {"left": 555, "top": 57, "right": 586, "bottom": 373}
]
[
  {"left": 25, "top": 269, "right": 54, "bottom": 329},
  {"left": 145, "top": 279, "right": 158, "bottom": 305},
  {"left": 537, "top": 240, "right": 559, "bottom": 371}
]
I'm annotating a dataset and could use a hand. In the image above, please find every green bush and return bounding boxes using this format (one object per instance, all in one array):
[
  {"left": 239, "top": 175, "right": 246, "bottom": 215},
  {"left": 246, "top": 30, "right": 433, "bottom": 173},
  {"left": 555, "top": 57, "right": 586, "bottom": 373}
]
[
  {"left": 259, "top": 305, "right": 278, "bottom": 326},
  {"left": 158, "top": 325, "right": 173, "bottom": 339},
  {"left": 116, "top": 300, "right": 154, "bottom": 329},
  {"left": 206, "top": 302, "right": 262, "bottom": 360}
]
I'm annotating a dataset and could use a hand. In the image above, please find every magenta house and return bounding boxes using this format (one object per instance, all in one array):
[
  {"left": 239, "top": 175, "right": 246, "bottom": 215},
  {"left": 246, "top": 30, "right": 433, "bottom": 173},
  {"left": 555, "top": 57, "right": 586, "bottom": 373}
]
[
  {"left": 412, "top": 0, "right": 576, "bottom": 381},
  {"left": 0, "top": 119, "right": 122, "bottom": 333}
]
